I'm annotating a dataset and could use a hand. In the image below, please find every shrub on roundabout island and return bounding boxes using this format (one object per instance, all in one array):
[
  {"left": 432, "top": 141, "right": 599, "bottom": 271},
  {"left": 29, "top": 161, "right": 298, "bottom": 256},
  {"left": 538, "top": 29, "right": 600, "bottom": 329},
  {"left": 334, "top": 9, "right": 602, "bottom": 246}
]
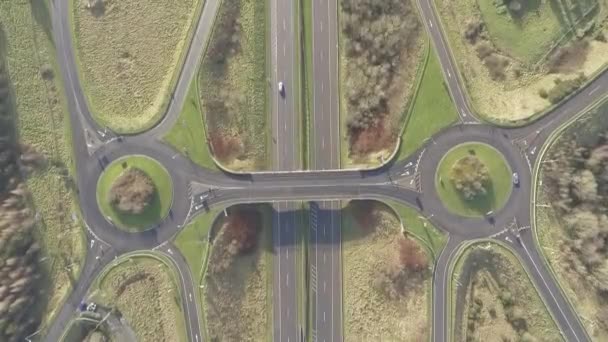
[
  {"left": 109, "top": 168, "right": 156, "bottom": 214},
  {"left": 450, "top": 155, "right": 491, "bottom": 200}
]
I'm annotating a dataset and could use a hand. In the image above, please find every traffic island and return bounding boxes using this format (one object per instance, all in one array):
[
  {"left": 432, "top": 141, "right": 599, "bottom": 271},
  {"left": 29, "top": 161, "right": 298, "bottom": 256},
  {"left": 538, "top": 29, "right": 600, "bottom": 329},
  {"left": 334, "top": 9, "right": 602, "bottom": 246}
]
[
  {"left": 435, "top": 143, "right": 512, "bottom": 217},
  {"left": 96, "top": 155, "right": 173, "bottom": 232}
]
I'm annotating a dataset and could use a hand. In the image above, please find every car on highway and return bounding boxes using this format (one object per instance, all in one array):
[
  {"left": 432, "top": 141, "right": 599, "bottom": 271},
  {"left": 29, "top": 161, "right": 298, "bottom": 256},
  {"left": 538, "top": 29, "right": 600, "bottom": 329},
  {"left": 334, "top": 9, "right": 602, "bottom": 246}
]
[
  {"left": 278, "top": 81, "right": 285, "bottom": 97},
  {"left": 512, "top": 172, "right": 519, "bottom": 186}
]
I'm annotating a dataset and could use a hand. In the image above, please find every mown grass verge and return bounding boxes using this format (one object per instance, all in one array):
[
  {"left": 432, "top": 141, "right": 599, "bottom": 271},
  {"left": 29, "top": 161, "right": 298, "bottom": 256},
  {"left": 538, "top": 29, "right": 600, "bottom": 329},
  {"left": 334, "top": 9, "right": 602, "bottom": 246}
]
[
  {"left": 0, "top": 0, "right": 86, "bottom": 332},
  {"left": 199, "top": 0, "right": 269, "bottom": 171},
  {"left": 71, "top": 0, "right": 201, "bottom": 133},
  {"left": 397, "top": 47, "right": 459, "bottom": 160},
  {"left": 163, "top": 77, "right": 218, "bottom": 171},
  {"left": 384, "top": 200, "right": 447, "bottom": 260},
  {"left": 96, "top": 156, "right": 173, "bottom": 232}
]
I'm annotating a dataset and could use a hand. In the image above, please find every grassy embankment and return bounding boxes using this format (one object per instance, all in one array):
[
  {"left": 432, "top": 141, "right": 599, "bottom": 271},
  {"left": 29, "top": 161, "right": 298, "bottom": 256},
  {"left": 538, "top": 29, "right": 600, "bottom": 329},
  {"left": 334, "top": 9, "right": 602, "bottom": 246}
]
[
  {"left": 452, "top": 242, "right": 562, "bottom": 341},
  {"left": 199, "top": 0, "right": 269, "bottom": 171},
  {"left": 341, "top": 200, "right": 439, "bottom": 340},
  {"left": 397, "top": 48, "right": 459, "bottom": 160},
  {"left": 96, "top": 156, "right": 173, "bottom": 232},
  {"left": 163, "top": 78, "right": 218, "bottom": 171},
  {"left": 71, "top": 0, "right": 200, "bottom": 133},
  {"left": 435, "top": 0, "right": 608, "bottom": 123},
  {"left": 0, "top": 0, "right": 86, "bottom": 330},
  {"left": 88, "top": 255, "right": 188, "bottom": 342},
  {"left": 435, "top": 143, "right": 512, "bottom": 217}
]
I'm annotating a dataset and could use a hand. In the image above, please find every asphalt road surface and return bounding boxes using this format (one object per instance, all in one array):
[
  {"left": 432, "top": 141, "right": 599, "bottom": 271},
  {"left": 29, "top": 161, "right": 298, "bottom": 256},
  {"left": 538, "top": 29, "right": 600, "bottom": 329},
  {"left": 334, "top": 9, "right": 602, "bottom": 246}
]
[
  {"left": 41, "top": 0, "right": 605, "bottom": 339},
  {"left": 270, "top": 0, "right": 302, "bottom": 339},
  {"left": 309, "top": 0, "right": 343, "bottom": 340}
]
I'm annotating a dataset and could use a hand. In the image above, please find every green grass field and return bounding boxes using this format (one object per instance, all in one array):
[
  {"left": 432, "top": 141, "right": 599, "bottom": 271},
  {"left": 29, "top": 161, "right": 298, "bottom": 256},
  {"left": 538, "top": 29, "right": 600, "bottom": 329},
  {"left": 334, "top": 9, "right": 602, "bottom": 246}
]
[
  {"left": 397, "top": 49, "right": 459, "bottom": 160},
  {"left": 90, "top": 255, "right": 187, "bottom": 342},
  {"left": 199, "top": 0, "right": 268, "bottom": 171},
  {"left": 435, "top": 143, "right": 512, "bottom": 217},
  {"left": 174, "top": 209, "right": 222, "bottom": 280},
  {"left": 0, "top": 0, "right": 86, "bottom": 329},
  {"left": 384, "top": 200, "right": 447, "bottom": 259},
  {"left": 163, "top": 78, "right": 218, "bottom": 171},
  {"left": 341, "top": 200, "right": 432, "bottom": 340},
  {"left": 478, "top": 0, "right": 563, "bottom": 64},
  {"left": 452, "top": 242, "right": 562, "bottom": 342},
  {"left": 96, "top": 156, "right": 173, "bottom": 232},
  {"left": 72, "top": 0, "right": 200, "bottom": 133}
]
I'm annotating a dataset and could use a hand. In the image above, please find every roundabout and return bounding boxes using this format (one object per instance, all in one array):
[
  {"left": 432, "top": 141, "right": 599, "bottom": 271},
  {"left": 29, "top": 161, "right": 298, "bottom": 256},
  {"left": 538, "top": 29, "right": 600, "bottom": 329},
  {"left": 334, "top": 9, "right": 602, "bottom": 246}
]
[
  {"left": 96, "top": 155, "right": 173, "bottom": 232},
  {"left": 435, "top": 142, "right": 512, "bottom": 217}
]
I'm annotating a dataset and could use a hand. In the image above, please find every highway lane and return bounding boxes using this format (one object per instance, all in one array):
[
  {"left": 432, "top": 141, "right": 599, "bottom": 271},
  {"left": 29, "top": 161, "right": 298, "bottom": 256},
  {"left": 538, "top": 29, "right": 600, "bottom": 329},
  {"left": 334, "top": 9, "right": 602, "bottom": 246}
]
[
  {"left": 309, "top": 202, "right": 342, "bottom": 342},
  {"left": 309, "top": 0, "right": 343, "bottom": 339},
  {"left": 272, "top": 203, "right": 300, "bottom": 342},
  {"left": 311, "top": 0, "right": 340, "bottom": 170},
  {"left": 270, "top": 0, "right": 302, "bottom": 338}
]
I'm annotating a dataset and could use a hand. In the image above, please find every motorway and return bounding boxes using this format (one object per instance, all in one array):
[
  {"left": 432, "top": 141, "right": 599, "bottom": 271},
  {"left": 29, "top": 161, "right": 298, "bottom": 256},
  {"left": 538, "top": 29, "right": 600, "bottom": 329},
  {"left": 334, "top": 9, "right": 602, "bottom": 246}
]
[
  {"left": 41, "top": 0, "right": 605, "bottom": 340},
  {"left": 309, "top": 0, "right": 343, "bottom": 340}
]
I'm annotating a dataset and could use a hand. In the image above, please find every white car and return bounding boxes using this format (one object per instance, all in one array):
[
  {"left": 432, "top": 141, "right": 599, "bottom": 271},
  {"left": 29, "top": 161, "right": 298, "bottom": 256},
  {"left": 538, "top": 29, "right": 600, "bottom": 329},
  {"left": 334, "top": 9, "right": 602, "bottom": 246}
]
[{"left": 278, "top": 81, "right": 285, "bottom": 96}]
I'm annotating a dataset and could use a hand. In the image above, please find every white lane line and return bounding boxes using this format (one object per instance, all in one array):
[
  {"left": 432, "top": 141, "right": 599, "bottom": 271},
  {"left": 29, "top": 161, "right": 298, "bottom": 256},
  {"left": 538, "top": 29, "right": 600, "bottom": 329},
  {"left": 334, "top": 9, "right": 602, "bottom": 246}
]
[
  {"left": 589, "top": 85, "right": 601, "bottom": 96},
  {"left": 286, "top": 248, "right": 289, "bottom": 259},
  {"left": 521, "top": 243, "right": 581, "bottom": 342},
  {"left": 429, "top": 19, "right": 433, "bottom": 28},
  {"left": 447, "top": 70, "right": 451, "bottom": 78},
  {"left": 320, "top": 21, "right": 323, "bottom": 32},
  {"left": 283, "top": 18, "right": 286, "bottom": 31},
  {"left": 323, "top": 252, "right": 326, "bottom": 264},
  {"left": 283, "top": 44, "right": 286, "bottom": 57},
  {"left": 286, "top": 273, "right": 289, "bottom": 287},
  {"left": 322, "top": 138, "right": 325, "bottom": 149}
]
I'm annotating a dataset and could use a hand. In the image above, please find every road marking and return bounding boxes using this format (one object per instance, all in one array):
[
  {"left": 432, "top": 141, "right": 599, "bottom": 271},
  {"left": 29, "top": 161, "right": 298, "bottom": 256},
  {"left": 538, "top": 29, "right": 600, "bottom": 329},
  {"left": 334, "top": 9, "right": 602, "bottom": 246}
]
[
  {"left": 283, "top": 19, "right": 286, "bottom": 31},
  {"left": 286, "top": 273, "right": 289, "bottom": 287},
  {"left": 189, "top": 293, "right": 193, "bottom": 302},
  {"left": 323, "top": 311, "right": 326, "bottom": 322},
  {"left": 167, "top": 249, "right": 173, "bottom": 255},
  {"left": 429, "top": 19, "right": 433, "bottom": 28},
  {"left": 320, "top": 51, "right": 324, "bottom": 61},
  {"left": 324, "top": 281, "right": 326, "bottom": 292},
  {"left": 286, "top": 248, "right": 289, "bottom": 259},
  {"left": 320, "top": 21, "right": 323, "bottom": 32},
  {"left": 588, "top": 85, "right": 601, "bottom": 96},
  {"left": 323, "top": 252, "right": 326, "bottom": 264},
  {"left": 283, "top": 44, "right": 286, "bottom": 57},
  {"left": 447, "top": 70, "right": 451, "bottom": 78},
  {"left": 322, "top": 138, "right": 325, "bottom": 149}
]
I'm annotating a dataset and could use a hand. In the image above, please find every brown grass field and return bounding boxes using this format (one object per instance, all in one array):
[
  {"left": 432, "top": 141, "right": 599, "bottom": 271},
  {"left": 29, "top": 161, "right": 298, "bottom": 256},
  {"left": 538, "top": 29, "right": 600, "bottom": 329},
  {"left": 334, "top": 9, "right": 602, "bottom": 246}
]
[
  {"left": 72, "top": 0, "right": 200, "bottom": 133},
  {"left": 203, "top": 205, "right": 272, "bottom": 340},
  {"left": 342, "top": 201, "right": 431, "bottom": 340},
  {"left": 93, "top": 256, "right": 187, "bottom": 342}
]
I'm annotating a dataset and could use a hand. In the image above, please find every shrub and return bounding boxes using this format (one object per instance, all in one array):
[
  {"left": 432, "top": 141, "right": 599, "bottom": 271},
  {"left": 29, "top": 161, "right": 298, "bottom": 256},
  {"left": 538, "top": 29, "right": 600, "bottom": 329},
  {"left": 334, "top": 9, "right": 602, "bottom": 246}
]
[
  {"left": 108, "top": 168, "right": 156, "bottom": 214},
  {"left": 546, "top": 74, "right": 586, "bottom": 104},
  {"left": 450, "top": 155, "right": 491, "bottom": 200}
]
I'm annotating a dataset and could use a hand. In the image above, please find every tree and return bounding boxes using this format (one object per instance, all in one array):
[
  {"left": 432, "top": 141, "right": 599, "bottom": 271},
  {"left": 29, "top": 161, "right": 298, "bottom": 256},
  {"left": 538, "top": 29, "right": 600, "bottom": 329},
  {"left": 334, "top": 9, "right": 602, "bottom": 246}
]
[
  {"left": 109, "top": 168, "right": 156, "bottom": 214},
  {"left": 450, "top": 155, "right": 491, "bottom": 200}
]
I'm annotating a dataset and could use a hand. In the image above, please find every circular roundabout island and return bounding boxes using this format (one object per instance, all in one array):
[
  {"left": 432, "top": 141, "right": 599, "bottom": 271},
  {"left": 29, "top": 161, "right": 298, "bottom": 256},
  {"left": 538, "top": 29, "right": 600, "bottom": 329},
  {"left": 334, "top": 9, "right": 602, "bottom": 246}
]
[
  {"left": 435, "top": 142, "right": 512, "bottom": 218},
  {"left": 96, "top": 155, "right": 173, "bottom": 232}
]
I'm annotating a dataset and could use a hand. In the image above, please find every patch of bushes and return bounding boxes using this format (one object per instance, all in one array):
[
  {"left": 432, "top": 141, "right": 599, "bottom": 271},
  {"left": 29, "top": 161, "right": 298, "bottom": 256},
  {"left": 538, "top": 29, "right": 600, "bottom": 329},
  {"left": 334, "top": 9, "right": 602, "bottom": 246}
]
[
  {"left": 341, "top": 0, "right": 421, "bottom": 155},
  {"left": 372, "top": 235, "right": 429, "bottom": 299},
  {"left": 108, "top": 168, "right": 155, "bottom": 215},
  {"left": 450, "top": 155, "right": 491, "bottom": 200},
  {"left": 209, "top": 207, "right": 262, "bottom": 273},
  {"left": 462, "top": 19, "right": 509, "bottom": 81},
  {"left": 547, "top": 40, "right": 590, "bottom": 73},
  {"left": 0, "top": 47, "right": 44, "bottom": 340},
  {"left": 545, "top": 74, "right": 586, "bottom": 104},
  {"left": 544, "top": 126, "right": 608, "bottom": 329}
]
